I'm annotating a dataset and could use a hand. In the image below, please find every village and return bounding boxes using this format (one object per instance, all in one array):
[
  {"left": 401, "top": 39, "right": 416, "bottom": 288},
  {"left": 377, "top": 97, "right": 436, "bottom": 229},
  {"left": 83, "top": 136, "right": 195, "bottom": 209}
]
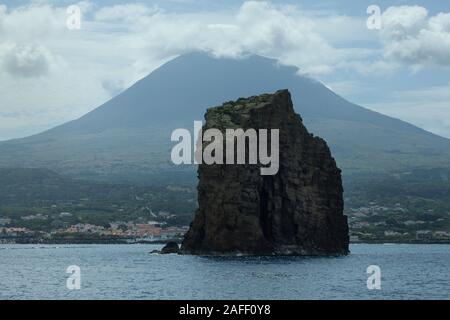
[
  {"left": 0, "top": 218, "right": 189, "bottom": 244},
  {"left": 1, "top": 200, "right": 449, "bottom": 244},
  {"left": 347, "top": 203, "right": 450, "bottom": 243}
]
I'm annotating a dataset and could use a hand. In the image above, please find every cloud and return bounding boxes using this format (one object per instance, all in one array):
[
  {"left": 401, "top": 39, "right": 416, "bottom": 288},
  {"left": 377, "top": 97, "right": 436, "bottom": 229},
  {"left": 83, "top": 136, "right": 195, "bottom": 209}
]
[
  {"left": 89, "top": 1, "right": 357, "bottom": 76},
  {"left": 0, "top": 1, "right": 449, "bottom": 140},
  {"left": 381, "top": 5, "right": 428, "bottom": 41},
  {"left": 2, "top": 44, "right": 52, "bottom": 77},
  {"left": 95, "top": 3, "right": 158, "bottom": 22},
  {"left": 0, "top": 4, "right": 6, "bottom": 28},
  {"left": 381, "top": 6, "right": 450, "bottom": 68}
]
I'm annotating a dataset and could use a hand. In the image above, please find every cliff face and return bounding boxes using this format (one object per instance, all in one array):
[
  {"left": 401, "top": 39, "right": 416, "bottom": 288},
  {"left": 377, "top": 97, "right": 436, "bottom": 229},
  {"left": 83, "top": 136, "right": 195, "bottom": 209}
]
[{"left": 181, "top": 90, "right": 349, "bottom": 256}]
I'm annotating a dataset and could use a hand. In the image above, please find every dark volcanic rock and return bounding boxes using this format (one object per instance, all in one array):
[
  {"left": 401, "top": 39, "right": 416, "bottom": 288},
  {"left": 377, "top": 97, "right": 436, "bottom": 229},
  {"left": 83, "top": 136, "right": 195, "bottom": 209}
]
[
  {"left": 161, "top": 241, "right": 180, "bottom": 254},
  {"left": 181, "top": 89, "right": 349, "bottom": 256}
]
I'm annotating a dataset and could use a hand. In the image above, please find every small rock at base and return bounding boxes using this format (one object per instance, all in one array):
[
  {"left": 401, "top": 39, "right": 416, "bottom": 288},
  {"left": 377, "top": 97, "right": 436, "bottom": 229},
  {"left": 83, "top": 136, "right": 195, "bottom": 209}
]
[{"left": 160, "top": 241, "right": 180, "bottom": 254}]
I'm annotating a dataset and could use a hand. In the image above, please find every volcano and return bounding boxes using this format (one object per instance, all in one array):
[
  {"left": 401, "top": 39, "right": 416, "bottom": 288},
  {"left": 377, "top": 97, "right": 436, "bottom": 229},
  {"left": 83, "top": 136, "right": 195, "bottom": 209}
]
[{"left": 0, "top": 52, "right": 449, "bottom": 183}]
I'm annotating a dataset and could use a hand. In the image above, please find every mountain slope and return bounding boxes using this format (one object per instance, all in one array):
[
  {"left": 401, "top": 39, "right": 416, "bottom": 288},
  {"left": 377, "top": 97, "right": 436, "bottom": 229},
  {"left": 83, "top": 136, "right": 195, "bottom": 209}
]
[{"left": 0, "top": 52, "right": 449, "bottom": 182}]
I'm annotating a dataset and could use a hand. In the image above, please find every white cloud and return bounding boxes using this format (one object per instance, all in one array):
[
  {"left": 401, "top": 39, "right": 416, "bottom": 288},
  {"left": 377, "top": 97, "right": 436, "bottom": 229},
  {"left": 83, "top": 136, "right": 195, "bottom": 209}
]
[
  {"left": 94, "top": 3, "right": 159, "bottom": 23},
  {"left": 381, "top": 6, "right": 450, "bottom": 68},
  {"left": 2, "top": 44, "right": 52, "bottom": 77},
  {"left": 1, "top": 0, "right": 359, "bottom": 141},
  {"left": 0, "top": 1, "right": 449, "bottom": 140},
  {"left": 381, "top": 5, "right": 428, "bottom": 41}
]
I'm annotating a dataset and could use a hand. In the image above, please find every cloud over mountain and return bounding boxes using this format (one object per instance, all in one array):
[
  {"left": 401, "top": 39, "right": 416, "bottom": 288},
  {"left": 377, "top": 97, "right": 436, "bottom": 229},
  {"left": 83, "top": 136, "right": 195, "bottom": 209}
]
[{"left": 0, "top": 1, "right": 449, "bottom": 140}]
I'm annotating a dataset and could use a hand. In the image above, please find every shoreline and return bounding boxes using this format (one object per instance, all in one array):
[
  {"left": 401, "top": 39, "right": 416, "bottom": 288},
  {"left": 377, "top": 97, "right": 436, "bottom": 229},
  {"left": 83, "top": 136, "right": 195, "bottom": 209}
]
[{"left": 1, "top": 239, "right": 450, "bottom": 245}]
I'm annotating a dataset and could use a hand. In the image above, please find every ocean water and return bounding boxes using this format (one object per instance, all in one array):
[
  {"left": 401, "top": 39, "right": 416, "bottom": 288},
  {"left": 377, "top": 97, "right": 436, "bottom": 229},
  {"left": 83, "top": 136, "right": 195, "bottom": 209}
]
[{"left": 0, "top": 244, "right": 448, "bottom": 300}]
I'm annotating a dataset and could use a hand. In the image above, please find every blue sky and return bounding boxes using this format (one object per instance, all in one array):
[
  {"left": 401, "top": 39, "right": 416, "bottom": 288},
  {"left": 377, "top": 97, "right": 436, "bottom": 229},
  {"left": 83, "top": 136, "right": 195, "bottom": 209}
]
[{"left": 0, "top": 0, "right": 449, "bottom": 140}]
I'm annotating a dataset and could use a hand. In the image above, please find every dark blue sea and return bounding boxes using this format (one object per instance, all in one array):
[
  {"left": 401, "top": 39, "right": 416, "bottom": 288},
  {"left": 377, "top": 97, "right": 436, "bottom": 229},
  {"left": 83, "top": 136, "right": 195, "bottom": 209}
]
[{"left": 0, "top": 244, "right": 448, "bottom": 300}]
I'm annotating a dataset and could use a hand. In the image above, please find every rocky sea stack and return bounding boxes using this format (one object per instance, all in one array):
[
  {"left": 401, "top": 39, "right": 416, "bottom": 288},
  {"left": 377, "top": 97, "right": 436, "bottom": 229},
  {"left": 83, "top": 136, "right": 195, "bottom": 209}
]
[{"left": 181, "top": 89, "right": 349, "bottom": 256}]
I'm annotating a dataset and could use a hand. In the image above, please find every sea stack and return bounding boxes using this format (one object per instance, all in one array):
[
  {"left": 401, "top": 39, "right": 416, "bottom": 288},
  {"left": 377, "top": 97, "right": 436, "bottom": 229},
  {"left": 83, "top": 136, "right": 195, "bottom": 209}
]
[{"left": 181, "top": 90, "right": 349, "bottom": 256}]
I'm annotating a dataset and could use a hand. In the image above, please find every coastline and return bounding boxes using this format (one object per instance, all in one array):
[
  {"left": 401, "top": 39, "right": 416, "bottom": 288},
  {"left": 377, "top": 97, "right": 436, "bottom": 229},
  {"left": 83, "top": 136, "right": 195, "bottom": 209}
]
[{"left": 1, "top": 238, "right": 449, "bottom": 245}]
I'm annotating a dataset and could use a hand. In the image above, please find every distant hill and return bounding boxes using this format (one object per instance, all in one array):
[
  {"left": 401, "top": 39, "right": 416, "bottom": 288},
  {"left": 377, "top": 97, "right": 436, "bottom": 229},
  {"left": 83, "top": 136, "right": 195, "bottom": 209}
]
[
  {"left": 0, "top": 52, "right": 449, "bottom": 183},
  {"left": 0, "top": 167, "right": 196, "bottom": 226}
]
